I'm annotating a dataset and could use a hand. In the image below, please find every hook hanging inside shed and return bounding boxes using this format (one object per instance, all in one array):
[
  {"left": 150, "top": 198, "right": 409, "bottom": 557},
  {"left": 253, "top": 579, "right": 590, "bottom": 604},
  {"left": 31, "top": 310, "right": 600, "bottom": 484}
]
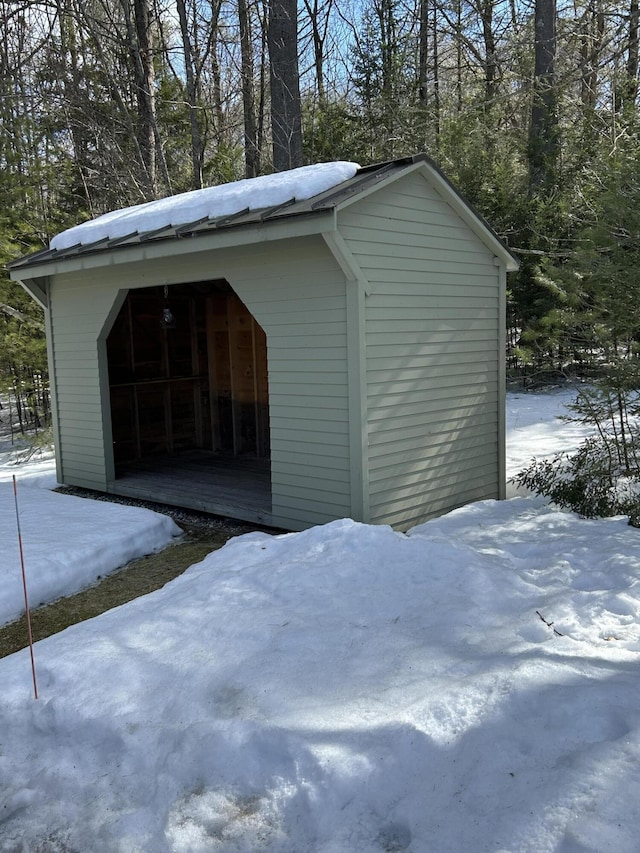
[{"left": 160, "top": 284, "right": 176, "bottom": 329}]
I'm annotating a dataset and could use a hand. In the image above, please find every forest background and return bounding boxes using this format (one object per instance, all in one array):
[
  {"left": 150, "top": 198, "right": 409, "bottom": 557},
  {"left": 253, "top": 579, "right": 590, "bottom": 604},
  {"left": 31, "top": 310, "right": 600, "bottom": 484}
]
[{"left": 1, "top": 0, "right": 639, "bottom": 431}]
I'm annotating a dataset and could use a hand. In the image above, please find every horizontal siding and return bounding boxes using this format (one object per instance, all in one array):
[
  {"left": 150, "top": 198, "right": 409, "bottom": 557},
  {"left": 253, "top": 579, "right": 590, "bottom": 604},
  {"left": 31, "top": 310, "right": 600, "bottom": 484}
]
[
  {"left": 267, "top": 503, "right": 348, "bottom": 531},
  {"left": 276, "top": 464, "right": 350, "bottom": 486},
  {"left": 50, "top": 276, "right": 116, "bottom": 489},
  {"left": 369, "top": 433, "right": 497, "bottom": 474},
  {"left": 268, "top": 396, "right": 348, "bottom": 415},
  {"left": 367, "top": 362, "right": 496, "bottom": 386},
  {"left": 270, "top": 431, "right": 350, "bottom": 452},
  {"left": 366, "top": 351, "right": 497, "bottom": 372},
  {"left": 368, "top": 414, "right": 498, "bottom": 452},
  {"left": 367, "top": 339, "right": 497, "bottom": 360},
  {"left": 368, "top": 393, "right": 499, "bottom": 425},
  {"left": 58, "top": 454, "right": 107, "bottom": 475},
  {"left": 367, "top": 277, "right": 497, "bottom": 295},
  {"left": 339, "top": 170, "right": 501, "bottom": 529},
  {"left": 54, "top": 402, "right": 103, "bottom": 418},
  {"left": 272, "top": 481, "right": 353, "bottom": 510},
  {"left": 367, "top": 370, "right": 497, "bottom": 398},
  {"left": 346, "top": 237, "right": 493, "bottom": 264},
  {"left": 229, "top": 239, "right": 351, "bottom": 525},
  {"left": 263, "top": 331, "right": 346, "bottom": 350},
  {"left": 264, "top": 379, "right": 348, "bottom": 395},
  {"left": 367, "top": 328, "right": 496, "bottom": 346},
  {"left": 370, "top": 466, "right": 498, "bottom": 513},
  {"left": 270, "top": 412, "right": 349, "bottom": 432},
  {"left": 273, "top": 450, "right": 350, "bottom": 473},
  {"left": 368, "top": 414, "right": 497, "bottom": 455},
  {"left": 369, "top": 450, "right": 498, "bottom": 495},
  {"left": 62, "top": 472, "right": 110, "bottom": 491},
  {"left": 51, "top": 347, "right": 100, "bottom": 363},
  {"left": 56, "top": 431, "right": 108, "bottom": 450},
  {"left": 50, "top": 234, "right": 353, "bottom": 525},
  {"left": 266, "top": 358, "right": 346, "bottom": 374},
  {"left": 366, "top": 306, "right": 496, "bottom": 323},
  {"left": 369, "top": 462, "right": 498, "bottom": 509},
  {"left": 370, "top": 480, "right": 497, "bottom": 528}
]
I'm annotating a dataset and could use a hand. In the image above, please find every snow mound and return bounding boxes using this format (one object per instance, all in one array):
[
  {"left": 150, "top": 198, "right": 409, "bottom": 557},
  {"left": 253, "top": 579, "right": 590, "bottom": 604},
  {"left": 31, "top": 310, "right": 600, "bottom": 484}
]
[
  {"left": 2, "top": 507, "right": 640, "bottom": 851},
  {"left": 0, "top": 484, "right": 181, "bottom": 624}
]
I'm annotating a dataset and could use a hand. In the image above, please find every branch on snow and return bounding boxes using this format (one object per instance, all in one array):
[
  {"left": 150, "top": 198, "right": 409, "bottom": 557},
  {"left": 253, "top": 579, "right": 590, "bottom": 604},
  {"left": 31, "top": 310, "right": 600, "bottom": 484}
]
[{"left": 536, "top": 610, "right": 564, "bottom": 637}]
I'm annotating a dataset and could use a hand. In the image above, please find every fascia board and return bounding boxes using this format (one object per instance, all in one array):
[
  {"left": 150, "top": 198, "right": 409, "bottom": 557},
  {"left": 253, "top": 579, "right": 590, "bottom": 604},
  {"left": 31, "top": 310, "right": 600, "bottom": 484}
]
[
  {"left": 333, "top": 160, "right": 427, "bottom": 214},
  {"left": 414, "top": 163, "right": 519, "bottom": 271},
  {"left": 8, "top": 210, "right": 337, "bottom": 282}
]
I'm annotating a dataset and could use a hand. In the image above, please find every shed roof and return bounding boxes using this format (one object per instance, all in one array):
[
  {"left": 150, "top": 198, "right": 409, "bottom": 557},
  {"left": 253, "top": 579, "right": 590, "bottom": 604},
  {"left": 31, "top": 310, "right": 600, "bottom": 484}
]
[{"left": 8, "top": 154, "right": 519, "bottom": 275}]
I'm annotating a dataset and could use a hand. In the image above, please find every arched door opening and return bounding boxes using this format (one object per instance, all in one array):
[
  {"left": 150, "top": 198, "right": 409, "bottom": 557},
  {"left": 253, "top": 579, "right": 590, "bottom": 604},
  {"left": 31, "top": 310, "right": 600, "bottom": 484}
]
[{"left": 105, "top": 280, "right": 271, "bottom": 522}]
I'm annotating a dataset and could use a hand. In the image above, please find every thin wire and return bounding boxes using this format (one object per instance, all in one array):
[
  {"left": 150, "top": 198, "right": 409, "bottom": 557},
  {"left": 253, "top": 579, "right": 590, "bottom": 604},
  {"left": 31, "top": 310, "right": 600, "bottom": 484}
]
[{"left": 13, "top": 475, "right": 38, "bottom": 700}]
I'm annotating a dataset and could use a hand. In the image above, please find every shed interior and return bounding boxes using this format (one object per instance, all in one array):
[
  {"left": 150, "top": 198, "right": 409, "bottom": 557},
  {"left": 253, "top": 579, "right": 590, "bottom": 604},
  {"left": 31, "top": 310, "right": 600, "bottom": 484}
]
[{"left": 105, "top": 281, "right": 272, "bottom": 522}]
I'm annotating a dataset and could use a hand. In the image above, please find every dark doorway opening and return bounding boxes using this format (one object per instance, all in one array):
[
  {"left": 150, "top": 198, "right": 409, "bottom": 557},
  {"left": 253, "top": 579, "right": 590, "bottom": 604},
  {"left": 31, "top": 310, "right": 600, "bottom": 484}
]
[{"left": 107, "top": 281, "right": 270, "bottom": 473}]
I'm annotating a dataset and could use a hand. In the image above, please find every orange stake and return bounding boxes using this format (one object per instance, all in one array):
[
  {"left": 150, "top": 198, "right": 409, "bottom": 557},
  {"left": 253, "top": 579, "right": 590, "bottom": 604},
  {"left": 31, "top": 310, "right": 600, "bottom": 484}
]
[{"left": 13, "top": 475, "right": 38, "bottom": 699}]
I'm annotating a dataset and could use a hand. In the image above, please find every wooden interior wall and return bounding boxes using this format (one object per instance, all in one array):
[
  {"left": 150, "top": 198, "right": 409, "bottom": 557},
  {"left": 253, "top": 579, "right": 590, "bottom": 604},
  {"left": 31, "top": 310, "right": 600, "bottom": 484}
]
[
  {"left": 207, "top": 291, "right": 269, "bottom": 458},
  {"left": 107, "top": 284, "right": 269, "bottom": 469}
]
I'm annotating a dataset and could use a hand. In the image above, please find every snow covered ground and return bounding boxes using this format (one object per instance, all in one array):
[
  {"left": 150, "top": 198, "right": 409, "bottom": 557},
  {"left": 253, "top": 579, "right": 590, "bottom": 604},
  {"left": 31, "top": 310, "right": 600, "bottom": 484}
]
[
  {"left": 0, "top": 434, "right": 181, "bottom": 625},
  {"left": 1, "top": 388, "right": 639, "bottom": 853},
  {"left": 505, "top": 383, "right": 594, "bottom": 482}
]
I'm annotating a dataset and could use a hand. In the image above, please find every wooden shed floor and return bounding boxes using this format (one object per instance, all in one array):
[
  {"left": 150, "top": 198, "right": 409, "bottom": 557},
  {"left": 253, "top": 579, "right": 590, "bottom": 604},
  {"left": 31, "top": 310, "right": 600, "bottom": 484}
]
[{"left": 107, "top": 452, "right": 273, "bottom": 526}]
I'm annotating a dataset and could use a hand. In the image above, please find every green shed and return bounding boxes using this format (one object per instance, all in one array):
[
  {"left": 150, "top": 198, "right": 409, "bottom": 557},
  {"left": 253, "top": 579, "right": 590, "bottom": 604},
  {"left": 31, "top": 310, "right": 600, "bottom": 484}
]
[{"left": 8, "top": 154, "right": 518, "bottom": 531}]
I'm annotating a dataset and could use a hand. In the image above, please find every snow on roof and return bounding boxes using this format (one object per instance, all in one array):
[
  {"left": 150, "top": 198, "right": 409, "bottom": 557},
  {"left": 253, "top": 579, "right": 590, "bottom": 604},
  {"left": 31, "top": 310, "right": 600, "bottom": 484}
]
[{"left": 50, "top": 162, "right": 360, "bottom": 252}]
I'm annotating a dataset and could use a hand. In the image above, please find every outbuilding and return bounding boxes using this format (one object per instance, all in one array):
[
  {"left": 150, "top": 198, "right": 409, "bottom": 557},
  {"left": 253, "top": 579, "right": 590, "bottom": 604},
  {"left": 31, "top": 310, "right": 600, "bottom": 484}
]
[{"left": 9, "top": 154, "right": 518, "bottom": 531}]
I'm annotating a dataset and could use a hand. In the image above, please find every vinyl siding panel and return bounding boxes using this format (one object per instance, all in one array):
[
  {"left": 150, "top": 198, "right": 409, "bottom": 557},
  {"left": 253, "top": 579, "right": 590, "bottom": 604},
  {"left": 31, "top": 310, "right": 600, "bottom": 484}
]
[
  {"left": 339, "top": 171, "right": 502, "bottom": 529},
  {"left": 49, "top": 277, "right": 121, "bottom": 490},
  {"left": 49, "top": 235, "right": 351, "bottom": 530},
  {"left": 226, "top": 242, "right": 351, "bottom": 529}
]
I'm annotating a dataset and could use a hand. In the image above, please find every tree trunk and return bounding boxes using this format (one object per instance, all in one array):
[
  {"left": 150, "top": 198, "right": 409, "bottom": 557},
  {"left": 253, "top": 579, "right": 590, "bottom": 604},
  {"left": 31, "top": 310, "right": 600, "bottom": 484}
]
[
  {"left": 239, "top": 0, "right": 261, "bottom": 177},
  {"left": 267, "top": 0, "right": 303, "bottom": 171},
  {"left": 580, "top": 1, "right": 604, "bottom": 110},
  {"left": 176, "top": 0, "right": 204, "bottom": 189},
  {"left": 528, "top": 0, "right": 558, "bottom": 195},
  {"left": 126, "top": 0, "right": 157, "bottom": 196},
  {"left": 302, "top": 0, "right": 330, "bottom": 106},
  {"left": 209, "top": 0, "right": 226, "bottom": 146},
  {"left": 418, "top": 0, "right": 429, "bottom": 106},
  {"left": 480, "top": 0, "right": 497, "bottom": 109},
  {"left": 432, "top": 0, "right": 440, "bottom": 145},
  {"left": 624, "top": 0, "right": 639, "bottom": 108}
]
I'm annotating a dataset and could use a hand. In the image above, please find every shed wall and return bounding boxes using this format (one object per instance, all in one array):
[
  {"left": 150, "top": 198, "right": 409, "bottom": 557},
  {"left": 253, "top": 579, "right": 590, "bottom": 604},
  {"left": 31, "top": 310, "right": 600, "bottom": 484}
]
[
  {"left": 48, "top": 236, "right": 351, "bottom": 530},
  {"left": 339, "top": 172, "right": 502, "bottom": 529}
]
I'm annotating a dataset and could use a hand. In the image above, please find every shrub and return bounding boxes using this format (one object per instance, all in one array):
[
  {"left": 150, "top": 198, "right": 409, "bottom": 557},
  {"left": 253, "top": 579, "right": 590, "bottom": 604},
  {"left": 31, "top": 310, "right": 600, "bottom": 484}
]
[{"left": 514, "top": 373, "right": 640, "bottom": 524}]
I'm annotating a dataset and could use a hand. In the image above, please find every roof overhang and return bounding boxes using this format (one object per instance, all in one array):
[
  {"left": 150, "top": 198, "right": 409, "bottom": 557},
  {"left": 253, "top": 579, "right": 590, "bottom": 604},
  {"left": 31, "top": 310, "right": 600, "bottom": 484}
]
[
  {"left": 8, "top": 208, "right": 337, "bottom": 282},
  {"left": 8, "top": 154, "right": 519, "bottom": 284},
  {"left": 15, "top": 276, "right": 49, "bottom": 309}
]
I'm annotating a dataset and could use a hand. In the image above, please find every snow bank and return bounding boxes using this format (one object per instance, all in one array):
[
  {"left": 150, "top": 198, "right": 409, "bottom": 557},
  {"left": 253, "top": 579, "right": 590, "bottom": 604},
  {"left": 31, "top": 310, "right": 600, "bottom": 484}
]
[
  {"left": 1, "top": 503, "right": 640, "bottom": 851},
  {"left": 0, "top": 483, "right": 181, "bottom": 624}
]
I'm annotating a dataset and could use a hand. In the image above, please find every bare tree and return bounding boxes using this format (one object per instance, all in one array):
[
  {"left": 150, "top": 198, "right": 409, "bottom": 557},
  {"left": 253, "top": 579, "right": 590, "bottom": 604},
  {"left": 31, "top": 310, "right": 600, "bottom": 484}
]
[
  {"left": 300, "top": 0, "right": 334, "bottom": 106},
  {"left": 238, "top": 0, "right": 263, "bottom": 176},
  {"left": 579, "top": 0, "right": 605, "bottom": 110},
  {"left": 623, "top": 0, "right": 639, "bottom": 108},
  {"left": 176, "top": 0, "right": 205, "bottom": 188}
]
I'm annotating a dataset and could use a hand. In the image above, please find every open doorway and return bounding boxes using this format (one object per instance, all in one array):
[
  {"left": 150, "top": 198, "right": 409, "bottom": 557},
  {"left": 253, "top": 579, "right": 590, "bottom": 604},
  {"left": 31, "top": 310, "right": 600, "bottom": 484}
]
[{"left": 106, "top": 281, "right": 270, "bottom": 499}]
